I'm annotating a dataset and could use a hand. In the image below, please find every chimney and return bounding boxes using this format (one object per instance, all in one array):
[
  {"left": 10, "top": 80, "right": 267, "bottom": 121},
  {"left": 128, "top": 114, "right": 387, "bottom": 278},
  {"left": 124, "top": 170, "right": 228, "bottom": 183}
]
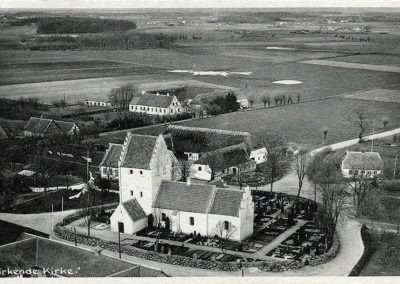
[
  {"left": 186, "top": 177, "right": 191, "bottom": 187},
  {"left": 141, "top": 90, "right": 145, "bottom": 95},
  {"left": 156, "top": 92, "right": 160, "bottom": 96}
]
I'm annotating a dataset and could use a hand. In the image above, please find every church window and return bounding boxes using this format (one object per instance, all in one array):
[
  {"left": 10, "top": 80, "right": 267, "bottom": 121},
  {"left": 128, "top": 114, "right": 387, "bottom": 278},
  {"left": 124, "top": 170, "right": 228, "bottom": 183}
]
[
  {"left": 224, "top": 221, "right": 230, "bottom": 230},
  {"left": 130, "top": 190, "right": 133, "bottom": 196},
  {"left": 130, "top": 169, "right": 133, "bottom": 174},
  {"left": 189, "top": 217, "right": 194, "bottom": 226}
]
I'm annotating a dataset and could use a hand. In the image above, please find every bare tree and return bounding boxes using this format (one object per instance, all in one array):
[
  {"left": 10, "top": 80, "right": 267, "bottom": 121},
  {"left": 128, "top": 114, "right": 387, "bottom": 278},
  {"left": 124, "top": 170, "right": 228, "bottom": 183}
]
[
  {"left": 29, "top": 144, "right": 57, "bottom": 209},
  {"left": 108, "top": 84, "right": 139, "bottom": 108},
  {"left": 382, "top": 116, "right": 390, "bottom": 129},
  {"left": 259, "top": 133, "right": 290, "bottom": 194},
  {"left": 318, "top": 182, "right": 347, "bottom": 248},
  {"left": 179, "top": 160, "right": 192, "bottom": 182},
  {"left": 81, "top": 173, "right": 97, "bottom": 237},
  {"left": 261, "top": 95, "right": 271, "bottom": 108},
  {"left": 348, "top": 107, "right": 370, "bottom": 140},
  {"left": 213, "top": 221, "right": 237, "bottom": 255},
  {"left": 322, "top": 127, "right": 329, "bottom": 143},
  {"left": 248, "top": 96, "right": 255, "bottom": 108},
  {"left": 348, "top": 172, "right": 375, "bottom": 217},
  {"left": 292, "top": 149, "right": 309, "bottom": 212},
  {"left": 309, "top": 150, "right": 347, "bottom": 246},
  {"left": 206, "top": 152, "right": 225, "bottom": 181}
]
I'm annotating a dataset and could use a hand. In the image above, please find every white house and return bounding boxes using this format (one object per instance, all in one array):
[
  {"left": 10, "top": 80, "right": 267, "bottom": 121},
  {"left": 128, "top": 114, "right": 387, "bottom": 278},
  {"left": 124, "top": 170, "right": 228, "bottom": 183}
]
[
  {"left": 190, "top": 143, "right": 256, "bottom": 181},
  {"left": 129, "top": 94, "right": 182, "bottom": 116},
  {"left": 236, "top": 94, "right": 249, "bottom": 109},
  {"left": 341, "top": 151, "right": 384, "bottom": 179},
  {"left": 84, "top": 100, "right": 112, "bottom": 107},
  {"left": 110, "top": 199, "right": 147, "bottom": 234},
  {"left": 152, "top": 180, "right": 254, "bottom": 241},
  {"left": 99, "top": 143, "right": 123, "bottom": 180},
  {"left": 250, "top": 147, "right": 268, "bottom": 164}
]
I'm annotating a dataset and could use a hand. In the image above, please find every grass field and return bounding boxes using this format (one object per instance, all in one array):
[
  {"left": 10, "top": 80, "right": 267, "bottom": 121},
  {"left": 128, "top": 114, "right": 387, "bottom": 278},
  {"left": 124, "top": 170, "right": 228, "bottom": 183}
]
[
  {"left": 330, "top": 54, "right": 400, "bottom": 67},
  {"left": 300, "top": 59, "right": 400, "bottom": 73},
  {"left": 176, "top": 98, "right": 400, "bottom": 145},
  {"left": 1, "top": 45, "right": 399, "bottom": 105},
  {"left": 98, "top": 97, "right": 400, "bottom": 147},
  {"left": 360, "top": 233, "right": 400, "bottom": 276},
  {"left": 344, "top": 89, "right": 400, "bottom": 104}
]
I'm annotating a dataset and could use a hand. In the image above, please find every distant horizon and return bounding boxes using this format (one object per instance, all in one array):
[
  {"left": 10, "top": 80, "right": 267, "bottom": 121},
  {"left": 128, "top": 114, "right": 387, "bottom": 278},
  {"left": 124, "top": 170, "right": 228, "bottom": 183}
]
[{"left": 1, "top": 0, "right": 400, "bottom": 10}]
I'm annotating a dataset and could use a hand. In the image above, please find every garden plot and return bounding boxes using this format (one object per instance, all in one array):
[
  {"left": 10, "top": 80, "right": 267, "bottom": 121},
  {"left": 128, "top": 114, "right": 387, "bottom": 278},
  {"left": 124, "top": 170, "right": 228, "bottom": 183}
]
[
  {"left": 300, "top": 59, "right": 400, "bottom": 73},
  {"left": 344, "top": 89, "right": 400, "bottom": 104}
]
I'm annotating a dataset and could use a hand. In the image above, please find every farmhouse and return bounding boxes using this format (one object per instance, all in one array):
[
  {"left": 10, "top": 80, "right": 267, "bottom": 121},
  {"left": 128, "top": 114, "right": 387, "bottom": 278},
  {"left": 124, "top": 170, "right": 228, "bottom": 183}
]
[
  {"left": 99, "top": 143, "right": 123, "bottom": 180},
  {"left": 236, "top": 93, "right": 249, "bottom": 109},
  {"left": 190, "top": 143, "right": 256, "bottom": 181},
  {"left": 109, "top": 132, "right": 254, "bottom": 241},
  {"left": 129, "top": 93, "right": 182, "bottom": 116},
  {"left": 163, "top": 125, "right": 251, "bottom": 161},
  {"left": 250, "top": 147, "right": 268, "bottom": 164},
  {"left": 153, "top": 180, "right": 254, "bottom": 241},
  {"left": 23, "top": 117, "right": 79, "bottom": 137},
  {"left": 341, "top": 150, "right": 384, "bottom": 178},
  {"left": 84, "top": 100, "right": 112, "bottom": 107}
]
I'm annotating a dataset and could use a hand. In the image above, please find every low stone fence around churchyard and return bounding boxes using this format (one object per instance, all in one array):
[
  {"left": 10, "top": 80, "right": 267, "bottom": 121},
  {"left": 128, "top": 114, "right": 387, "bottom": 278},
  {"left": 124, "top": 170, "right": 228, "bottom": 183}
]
[{"left": 54, "top": 205, "right": 340, "bottom": 272}]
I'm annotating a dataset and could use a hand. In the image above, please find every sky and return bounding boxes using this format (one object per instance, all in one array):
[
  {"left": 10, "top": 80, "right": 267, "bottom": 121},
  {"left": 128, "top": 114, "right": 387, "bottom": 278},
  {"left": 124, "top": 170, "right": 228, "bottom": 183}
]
[{"left": 1, "top": 0, "right": 400, "bottom": 9}]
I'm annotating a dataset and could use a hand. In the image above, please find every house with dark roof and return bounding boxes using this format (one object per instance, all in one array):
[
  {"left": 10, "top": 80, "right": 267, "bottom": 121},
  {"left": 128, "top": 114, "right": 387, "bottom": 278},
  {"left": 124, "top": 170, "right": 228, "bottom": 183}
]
[
  {"left": 23, "top": 117, "right": 79, "bottom": 137},
  {"left": 190, "top": 143, "right": 257, "bottom": 181},
  {"left": 152, "top": 180, "right": 254, "bottom": 241},
  {"left": 164, "top": 125, "right": 251, "bottom": 161},
  {"left": 341, "top": 151, "right": 384, "bottom": 179},
  {"left": 129, "top": 93, "right": 183, "bottom": 116},
  {"left": 0, "top": 233, "right": 167, "bottom": 277},
  {"left": 99, "top": 143, "right": 123, "bottom": 180},
  {"left": 0, "top": 126, "right": 8, "bottom": 140}
]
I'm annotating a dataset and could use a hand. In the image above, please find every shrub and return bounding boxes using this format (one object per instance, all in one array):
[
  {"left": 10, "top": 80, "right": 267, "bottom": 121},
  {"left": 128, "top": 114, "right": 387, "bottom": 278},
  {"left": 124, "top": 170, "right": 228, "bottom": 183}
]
[{"left": 380, "top": 180, "right": 400, "bottom": 192}]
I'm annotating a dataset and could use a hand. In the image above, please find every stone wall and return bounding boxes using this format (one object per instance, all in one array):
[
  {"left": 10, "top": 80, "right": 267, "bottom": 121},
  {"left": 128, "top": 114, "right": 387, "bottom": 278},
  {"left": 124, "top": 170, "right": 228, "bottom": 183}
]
[
  {"left": 55, "top": 203, "right": 340, "bottom": 272},
  {"left": 308, "top": 233, "right": 340, "bottom": 266}
]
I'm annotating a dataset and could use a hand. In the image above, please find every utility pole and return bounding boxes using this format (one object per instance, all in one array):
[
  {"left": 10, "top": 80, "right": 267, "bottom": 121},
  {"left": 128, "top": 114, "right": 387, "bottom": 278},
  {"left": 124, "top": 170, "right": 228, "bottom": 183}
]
[
  {"left": 61, "top": 196, "right": 64, "bottom": 225},
  {"left": 73, "top": 227, "right": 77, "bottom": 246},
  {"left": 370, "top": 126, "right": 374, "bottom": 152},
  {"left": 51, "top": 203, "right": 54, "bottom": 231}
]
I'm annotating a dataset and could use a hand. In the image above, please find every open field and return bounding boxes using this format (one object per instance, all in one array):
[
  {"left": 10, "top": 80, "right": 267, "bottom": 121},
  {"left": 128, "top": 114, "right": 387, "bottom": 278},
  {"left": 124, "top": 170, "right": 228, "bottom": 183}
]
[
  {"left": 0, "top": 76, "right": 235, "bottom": 104},
  {"left": 300, "top": 59, "right": 400, "bottom": 73},
  {"left": 57, "top": 49, "right": 400, "bottom": 102},
  {"left": 176, "top": 98, "right": 400, "bottom": 145},
  {"left": 97, "top": 97, "right": 400, "bottom": 146},
  {"left": 329, "top": 54, "right": 400, "bottom": 67},
  {"left": 1, "top": 43, "right": 399, "bottom": 104},
  {"left": 344, "top": 89, "right": 400, "bottom": 104},
  {"left": 0, "top": 64, "right": 164, "bottom": 86}
]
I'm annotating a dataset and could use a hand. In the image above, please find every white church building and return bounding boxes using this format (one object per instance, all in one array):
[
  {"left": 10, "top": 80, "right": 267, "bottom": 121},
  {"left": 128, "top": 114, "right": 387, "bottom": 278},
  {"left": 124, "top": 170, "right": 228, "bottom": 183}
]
[{"left": 109, "top": 132, "right": 254, "bottom": 241}]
